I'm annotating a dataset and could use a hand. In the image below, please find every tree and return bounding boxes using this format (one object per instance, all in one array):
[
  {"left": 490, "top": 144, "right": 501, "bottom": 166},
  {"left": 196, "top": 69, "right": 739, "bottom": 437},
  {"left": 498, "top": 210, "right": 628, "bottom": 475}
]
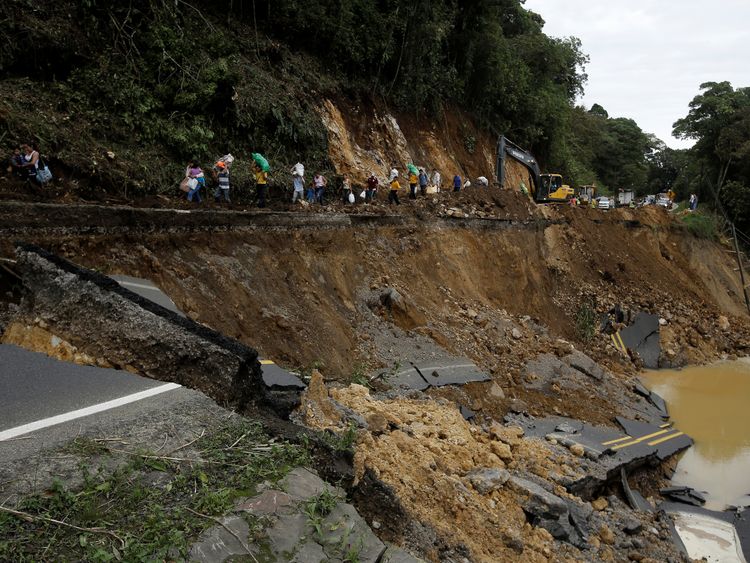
[{"left": 674, "top": 82, "right": 750, "bottom": 233}]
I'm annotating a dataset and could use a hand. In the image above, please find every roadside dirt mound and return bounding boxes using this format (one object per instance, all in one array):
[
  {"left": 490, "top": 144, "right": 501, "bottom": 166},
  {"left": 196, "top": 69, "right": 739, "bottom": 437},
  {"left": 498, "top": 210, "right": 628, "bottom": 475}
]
[{"left": 301, "top": 378, "right": 560, "bottom": 562}]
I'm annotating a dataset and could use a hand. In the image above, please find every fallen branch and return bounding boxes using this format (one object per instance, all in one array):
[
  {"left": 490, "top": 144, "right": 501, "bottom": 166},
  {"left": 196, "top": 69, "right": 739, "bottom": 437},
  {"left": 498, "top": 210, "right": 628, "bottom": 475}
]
[
  {"left": 170, "top": 428, "right": 206, "bottom": 454},
  {"left": 0, "top": 505, "right": 125, "bottom": 547}
]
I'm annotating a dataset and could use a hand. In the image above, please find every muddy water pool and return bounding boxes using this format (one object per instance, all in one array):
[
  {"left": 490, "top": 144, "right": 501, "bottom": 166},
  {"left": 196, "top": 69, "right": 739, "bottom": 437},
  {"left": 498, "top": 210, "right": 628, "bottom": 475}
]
[{"left": 642, "top": 358, "right": 750, "bottom": 510}]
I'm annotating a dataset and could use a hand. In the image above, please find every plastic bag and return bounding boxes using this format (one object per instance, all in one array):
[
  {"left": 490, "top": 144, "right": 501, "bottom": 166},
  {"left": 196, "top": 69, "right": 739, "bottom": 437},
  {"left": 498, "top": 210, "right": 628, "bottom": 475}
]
[
  {"left": 293, "top": 162, "right": 305, "bottom": 177},
  {"left": 348, "top": 193, "right": 355, "bottom": 204},
  {"left": 36, "top": 166, "right": 52, "bottom": 184},
  {"left": 359, "top": 190, "right": 366, "bottom": 199},
  {"left": 187, "top": 177, "right": 198, "bottom": 190}
]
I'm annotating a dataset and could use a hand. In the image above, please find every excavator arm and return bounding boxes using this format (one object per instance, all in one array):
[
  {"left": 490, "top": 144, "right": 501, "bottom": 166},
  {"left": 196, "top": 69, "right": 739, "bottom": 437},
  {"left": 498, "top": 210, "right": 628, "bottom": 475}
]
[{"left": 497, "top": 135, "right": 541, "bottom": 200}]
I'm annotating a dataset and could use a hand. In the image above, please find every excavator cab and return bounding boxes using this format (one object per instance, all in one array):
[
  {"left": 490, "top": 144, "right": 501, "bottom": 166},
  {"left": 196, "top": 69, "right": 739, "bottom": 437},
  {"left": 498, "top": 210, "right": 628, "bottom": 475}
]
[{"left": 541, "top": 174, "right": 574, "bottom": 201}]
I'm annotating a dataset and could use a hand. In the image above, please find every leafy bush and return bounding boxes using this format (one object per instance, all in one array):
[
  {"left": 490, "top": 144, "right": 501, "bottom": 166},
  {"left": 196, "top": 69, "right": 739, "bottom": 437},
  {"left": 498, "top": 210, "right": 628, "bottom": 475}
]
[
  {"left": 575, "top": 303, "right": 597, "bottom": 342},
  {"left": 680, "top": 212, "right": 721, "bottom": 240}
]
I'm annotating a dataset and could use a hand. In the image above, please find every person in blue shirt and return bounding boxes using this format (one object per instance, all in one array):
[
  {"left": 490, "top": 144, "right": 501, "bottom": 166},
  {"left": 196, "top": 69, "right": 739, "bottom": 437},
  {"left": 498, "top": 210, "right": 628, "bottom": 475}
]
[
  {"left": 453, "top": 174, "right": 462, "bottom": 192},
  {"left": 418, "top": 168, "right": 428, "bottom": 196}
]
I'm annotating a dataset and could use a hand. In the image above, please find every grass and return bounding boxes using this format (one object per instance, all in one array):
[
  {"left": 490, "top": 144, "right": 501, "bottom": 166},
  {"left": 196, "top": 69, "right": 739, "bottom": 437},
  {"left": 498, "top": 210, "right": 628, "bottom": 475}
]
[
  {"left": 575, "top": 303, "right": 598, "bottom": 342},
  {"left": 350, "top": 363, "right": 371, "bottom": 388},
  {"left": 0, "top": 419, "right": 308, "bottom": 562},
  {"left": 679, "top": 211, "right": 721, "bottom": 240}
]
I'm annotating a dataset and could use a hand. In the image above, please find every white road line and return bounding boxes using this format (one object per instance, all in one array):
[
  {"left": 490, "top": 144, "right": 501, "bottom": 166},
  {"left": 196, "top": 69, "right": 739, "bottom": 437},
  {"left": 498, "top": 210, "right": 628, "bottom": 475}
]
[
  {"left": 0, "top": 383, "right": 181, "bottom": 442},
  {"left": 117, "top": 281, "right": 162, "bottom": 292},
  {"left": 421, "top": 364, "right": 477, "bottom": 371}
]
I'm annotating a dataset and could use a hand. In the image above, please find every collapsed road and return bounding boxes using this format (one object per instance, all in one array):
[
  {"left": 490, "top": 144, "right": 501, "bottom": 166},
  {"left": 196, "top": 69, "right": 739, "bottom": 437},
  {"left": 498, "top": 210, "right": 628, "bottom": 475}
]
[{"left": 0, "top": 194, "right": 749, "bottom": 561}]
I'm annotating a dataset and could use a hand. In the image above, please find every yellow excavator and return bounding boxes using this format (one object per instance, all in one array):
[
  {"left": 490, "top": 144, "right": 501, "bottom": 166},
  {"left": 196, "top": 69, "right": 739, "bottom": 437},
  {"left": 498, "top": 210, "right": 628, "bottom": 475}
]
[
  {"left": 496, "top": 136, "right": 574, "bottom": 203},
  {"left": 541, "top": 174, "right": 575, "bottom": 201}
]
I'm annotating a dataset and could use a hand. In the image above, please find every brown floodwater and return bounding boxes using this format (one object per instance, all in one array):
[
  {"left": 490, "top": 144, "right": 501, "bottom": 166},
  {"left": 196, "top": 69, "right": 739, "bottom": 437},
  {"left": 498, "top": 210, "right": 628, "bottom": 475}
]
[{"left": 642, "top": 358, "right": 750, "bottom": 511}]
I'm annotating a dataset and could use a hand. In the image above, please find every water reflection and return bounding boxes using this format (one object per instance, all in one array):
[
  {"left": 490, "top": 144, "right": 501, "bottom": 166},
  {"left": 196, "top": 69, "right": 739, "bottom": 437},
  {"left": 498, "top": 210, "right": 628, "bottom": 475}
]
[{"left": 642, "top": 358, "right": 750, "bottom": 510}]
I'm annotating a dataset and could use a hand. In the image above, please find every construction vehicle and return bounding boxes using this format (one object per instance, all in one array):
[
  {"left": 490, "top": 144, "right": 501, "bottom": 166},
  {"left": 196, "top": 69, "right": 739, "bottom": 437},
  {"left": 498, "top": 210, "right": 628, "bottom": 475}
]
[
  {"left": 496, "top": 135, "right": 574, "bottom": 203},
  {"left": 578, "top": 185, "right": 596, "bottom": 205}
]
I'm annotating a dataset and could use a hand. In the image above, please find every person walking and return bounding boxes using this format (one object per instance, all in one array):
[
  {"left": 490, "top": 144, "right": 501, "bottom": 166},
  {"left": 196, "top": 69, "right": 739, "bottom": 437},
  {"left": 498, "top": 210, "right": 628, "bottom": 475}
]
[
  {"left": 689, "top": 193, "right": 698, "bottom": 211},
  {"left": 292, "top": 169, "right": 305, "bottom": 204},
  {"left": 186, "top": 160, "right": 205, "bottom": 203},
  {"left": 389, "top": 176, "right": 401, "bottom": 205},
  {"left": 342, "top": 174, "right": 353, "bottom": 203},
  {"left": 366, "top": 173, "right": 378, "bottom": 203},
  {"left": 314, "top": 173, "right": 327, "bottom": 205},
  {"left": 418, "top": 168, "right": 428, "bottom": 196},
  {"left": 254, "top": 162, "right": 268, "bottom": 208},
  {"left": 408, "top": 168, "right": 418, "bottom": 199},
  {"left": 431, "top": 169, "right": 441, "bottom": 192},
  {"left": 453, "top": 174, "right": 462, "bottom": 192},
  {"left": 213, "top": 160, "right": 231, "bottom": 203},
  {"left": 20, "top": 143, "right": 40, "bottom": 184},
  {"left": 306, "top": 177, "right": 316, "bottom": 203}
]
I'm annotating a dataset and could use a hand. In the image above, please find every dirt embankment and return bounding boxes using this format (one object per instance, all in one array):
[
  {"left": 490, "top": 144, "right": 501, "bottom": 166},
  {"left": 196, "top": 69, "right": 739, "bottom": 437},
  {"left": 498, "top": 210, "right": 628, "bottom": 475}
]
[{"left": 8, "top": 198, "right": 747, "bottom": 426}]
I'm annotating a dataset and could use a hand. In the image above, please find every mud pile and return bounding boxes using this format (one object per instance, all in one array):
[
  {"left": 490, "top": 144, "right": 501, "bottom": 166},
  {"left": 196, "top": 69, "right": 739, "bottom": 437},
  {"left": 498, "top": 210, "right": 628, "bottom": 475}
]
[{"left": 296, "top": 374, "right": 686, "bottom": 562}]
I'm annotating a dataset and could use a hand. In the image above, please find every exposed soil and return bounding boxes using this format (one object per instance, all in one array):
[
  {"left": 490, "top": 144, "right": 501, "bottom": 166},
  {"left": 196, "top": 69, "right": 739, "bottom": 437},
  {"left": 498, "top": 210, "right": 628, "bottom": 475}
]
[{"left": 4, "top": 193, "right": 747, "bottom": 427}]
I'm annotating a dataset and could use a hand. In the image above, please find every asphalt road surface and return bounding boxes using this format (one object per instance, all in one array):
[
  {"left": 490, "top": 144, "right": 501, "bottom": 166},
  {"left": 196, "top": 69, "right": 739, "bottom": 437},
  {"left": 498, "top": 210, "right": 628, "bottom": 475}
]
[{"left": 0, "top": 344, "right": 183, "bottom": 452}]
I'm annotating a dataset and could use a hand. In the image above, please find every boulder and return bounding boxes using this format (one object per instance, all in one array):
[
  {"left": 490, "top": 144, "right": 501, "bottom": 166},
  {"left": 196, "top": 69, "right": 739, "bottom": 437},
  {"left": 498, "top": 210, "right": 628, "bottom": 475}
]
[{"left": 467, "top": 468, "right": 511, "bottom": 494}]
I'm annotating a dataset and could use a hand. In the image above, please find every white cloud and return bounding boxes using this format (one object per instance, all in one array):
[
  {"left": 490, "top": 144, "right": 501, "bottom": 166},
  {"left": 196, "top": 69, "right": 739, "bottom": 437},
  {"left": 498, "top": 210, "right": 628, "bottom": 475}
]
[{"left": 524, "top": 0, "right": 750, "bottom": 148}]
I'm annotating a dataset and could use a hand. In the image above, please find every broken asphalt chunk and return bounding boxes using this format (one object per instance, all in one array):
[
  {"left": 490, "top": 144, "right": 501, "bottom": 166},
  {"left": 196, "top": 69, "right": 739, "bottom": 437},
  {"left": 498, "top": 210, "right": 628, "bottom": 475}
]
[{"left": 660, "top": 486, "right": 707, "bottom": 507}]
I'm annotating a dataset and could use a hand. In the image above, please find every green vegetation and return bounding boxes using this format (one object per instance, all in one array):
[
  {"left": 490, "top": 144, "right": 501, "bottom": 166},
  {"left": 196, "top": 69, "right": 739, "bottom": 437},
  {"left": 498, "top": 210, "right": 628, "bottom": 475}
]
[
  {"left": 302, "top": 422, "right": 357, "bottom": 453},
  {"left": 350, "top": 363, "right": 371, "bottom": 388},
  {"left": 574, "top": 303, "right": 597, "bottom": 343},
  {"left": 0, "top": 420, "right": 307, "bottom": 562},
  {"left": 679, "top": 211, "right": 721, "bottom": 240},
  {"left": 673, "top": 82, "right": 750, "bottom": 236},
  {"left": 2, "top": 0, "right": 747, "bottom": 226},
  {"left": 0, "top": 0, "right": 587, "bottom": 197}
]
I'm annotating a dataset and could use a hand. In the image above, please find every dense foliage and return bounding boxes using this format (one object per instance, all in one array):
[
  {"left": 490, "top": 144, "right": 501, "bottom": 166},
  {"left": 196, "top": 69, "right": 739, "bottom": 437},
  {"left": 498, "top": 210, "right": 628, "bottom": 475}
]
[
  {"left": 2, "top": 0, "right": 740, "bottom": 210},
  {"left": 673, "top": 82, "right": 750, "bottom": 236},
  {"left": 0, "top": 0, "right": 591, "bottom": 193}
]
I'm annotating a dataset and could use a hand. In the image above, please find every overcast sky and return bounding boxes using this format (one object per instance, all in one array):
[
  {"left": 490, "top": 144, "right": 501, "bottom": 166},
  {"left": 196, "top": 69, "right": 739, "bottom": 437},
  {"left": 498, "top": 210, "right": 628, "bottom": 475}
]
[{"left": 524, "top": 0, "right": 750, "bottom": 148}]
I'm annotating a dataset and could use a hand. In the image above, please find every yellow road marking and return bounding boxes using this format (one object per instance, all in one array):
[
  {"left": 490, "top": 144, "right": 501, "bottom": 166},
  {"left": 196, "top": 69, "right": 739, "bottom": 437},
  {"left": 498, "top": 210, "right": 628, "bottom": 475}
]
[
  {"left": 648, "top": 431, "right": 684, "bottom": 446},
  {"left": 611, "top": 428, "right": 672, "bottom": 450},
  {"left": 616, "top": 332, "right": 626, "bottom": 352},
  {"left": 611, "top": 332, "right": 627, "bottom": 354},
  {"left": 660, "top": 423, "right": 672, "bottom": 428},
  {"left": 602, "top": 435, "right": 633, "bottom": 446},
  {"left": 260, "top": 360, "right": 275, "bottom": 365}
]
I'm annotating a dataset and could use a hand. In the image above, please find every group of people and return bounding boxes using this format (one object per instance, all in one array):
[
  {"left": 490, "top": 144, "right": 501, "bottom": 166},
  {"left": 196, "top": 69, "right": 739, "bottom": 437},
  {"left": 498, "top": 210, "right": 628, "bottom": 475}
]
[
  {"left": 177, "top": 155, "right": 492, "bottom": 208},
  {"left": 181, "top": 154, "right": 250, "bottom": 205},
  {"left": 7, "top": 143, "right": 53, "bottom": 185}
]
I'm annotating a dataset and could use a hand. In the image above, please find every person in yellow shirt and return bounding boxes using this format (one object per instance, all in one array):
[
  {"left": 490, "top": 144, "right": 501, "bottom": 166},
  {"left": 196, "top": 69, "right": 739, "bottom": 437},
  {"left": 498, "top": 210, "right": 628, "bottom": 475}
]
[
  {"left": 408, "top": 170, "right": 418, "bottom": 199},
  {"left": 389, "top": 178, "right": 401, "bottom": 205},
  {"left": 254, "top": 164, "right": 268, "bottom": 208}
]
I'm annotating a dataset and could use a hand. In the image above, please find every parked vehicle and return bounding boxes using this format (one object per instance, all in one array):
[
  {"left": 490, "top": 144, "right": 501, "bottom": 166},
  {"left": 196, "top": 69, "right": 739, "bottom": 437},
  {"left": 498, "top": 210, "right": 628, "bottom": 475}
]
[
  {"left": 597, "top": 197, "right": 610, "bottom": 210},
  {"left": 656, "top": 196, "right": 672, "bottom": 208}
]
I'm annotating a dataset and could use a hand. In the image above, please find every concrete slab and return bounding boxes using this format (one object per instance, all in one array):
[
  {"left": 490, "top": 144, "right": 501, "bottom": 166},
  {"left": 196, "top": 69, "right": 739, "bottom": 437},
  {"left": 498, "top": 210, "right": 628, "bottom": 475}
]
[
  {"left": 110, "top": 274, "right": 184, "bottom": 316},
  {"left": 416, "top": 358, "right": 490, "bottom": 387},
  {"left": 667, "top": 508, "right": 747, "bottom": 563}
]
